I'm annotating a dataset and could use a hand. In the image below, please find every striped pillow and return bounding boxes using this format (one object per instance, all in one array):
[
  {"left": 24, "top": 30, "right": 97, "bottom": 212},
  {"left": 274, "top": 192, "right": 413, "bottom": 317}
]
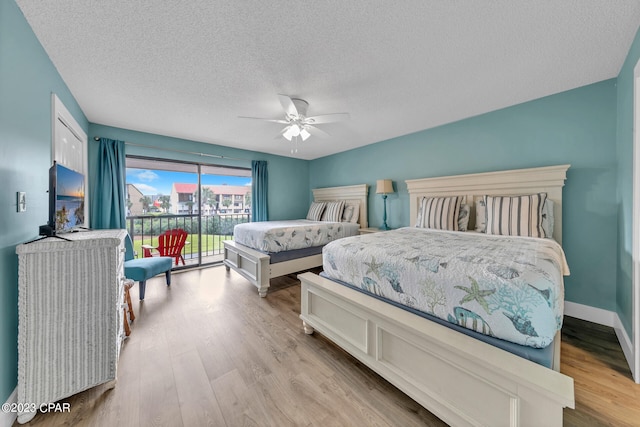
[
  {"left": 416, "top": 196, "right": 462, "bottom": 230},
  {"left": 322, "top": 201, "right": 345, "bottom": 222},
  {"left": 484, "top": 193, "right": 547, "bottom": 238},
  {"left": 306, "top": 202, "right": 326, "bottom": 221}
]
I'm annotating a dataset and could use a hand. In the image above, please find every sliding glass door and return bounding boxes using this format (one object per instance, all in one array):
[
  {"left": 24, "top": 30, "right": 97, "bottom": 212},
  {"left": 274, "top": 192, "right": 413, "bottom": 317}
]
[{"left": 125, "top": 157, "right": 251, "bottom": 268}]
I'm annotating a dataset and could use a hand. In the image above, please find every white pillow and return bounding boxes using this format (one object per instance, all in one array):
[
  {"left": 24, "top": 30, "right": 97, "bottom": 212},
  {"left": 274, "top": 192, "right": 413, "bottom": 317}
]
[
  {"left": 475, "top": 198, "right": 487, "bottom": 232},
  {"left": 541, "top": 199, "right": 554, "bottom": 238},
  {"left": 341, "top": 199, "right": 361, "bottom": 224},
  {"left": 416, "top": 196, "right": 462, "bottom": 231},
  {"left": 458, "top": 203, "right": 471, "bottom": 232},
  {"left": 484, "top": 193, "right": 547, "bottom": 238},
  {"left": 306, "top": 202, "right": 326, "bottom": 221}
]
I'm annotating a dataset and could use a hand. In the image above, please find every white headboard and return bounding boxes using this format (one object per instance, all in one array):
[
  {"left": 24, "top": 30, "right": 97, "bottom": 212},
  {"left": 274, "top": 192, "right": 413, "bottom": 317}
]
[
  {"left": 312, "top": 184, "right": 369, "bottom": 228},
  {"left": 405, "top": 165, "right": 570, "bottom": 243}
]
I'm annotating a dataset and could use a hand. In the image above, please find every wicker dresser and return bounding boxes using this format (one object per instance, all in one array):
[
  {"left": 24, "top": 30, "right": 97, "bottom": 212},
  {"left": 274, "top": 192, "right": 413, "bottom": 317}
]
[{"left": 15, "top": 229, "right": 127, "bottom": 424}]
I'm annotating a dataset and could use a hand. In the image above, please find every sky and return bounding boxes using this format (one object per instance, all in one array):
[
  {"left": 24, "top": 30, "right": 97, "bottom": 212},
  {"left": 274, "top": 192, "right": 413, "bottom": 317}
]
[
  {"left": 126, "top": 168, "right": 251, "bottom": 195},
  {"left": 56, "top": 163, "right": 85, "bottom": 197}
]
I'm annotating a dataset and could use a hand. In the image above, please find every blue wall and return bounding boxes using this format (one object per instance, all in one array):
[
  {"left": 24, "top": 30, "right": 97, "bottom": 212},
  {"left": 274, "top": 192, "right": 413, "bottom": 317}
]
[
  {"left": 88, "top": 124, "right": 310, "bottom": 221},
  {"left": 2, "top": 0, "right": 637, "bottom": 405},
  {"left": 0, "top": 0, "right": 310, "bottom": 405},
  {"left": 0, "top": 0, "right": 89, "bottom": 404},
  {"left": 616, "top": 26, "right": 640, "bottom": 336},
  {"left": 310, "top": 80, "right": 618, "bottom": 312}
]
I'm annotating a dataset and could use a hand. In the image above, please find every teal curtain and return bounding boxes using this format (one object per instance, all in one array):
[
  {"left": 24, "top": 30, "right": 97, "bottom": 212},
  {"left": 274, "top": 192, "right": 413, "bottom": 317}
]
[
  {"left": 91, "top": 138, "right": 126, "bottom": 229},
  {"left": 251, "top": 160, "right": 268, "bottom": 221}
]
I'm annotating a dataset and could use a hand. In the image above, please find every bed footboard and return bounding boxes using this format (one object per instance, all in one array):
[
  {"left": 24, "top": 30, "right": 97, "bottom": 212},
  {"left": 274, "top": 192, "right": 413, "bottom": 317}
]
[
  {"left": 299, "top": 272, "right": 574, "bottom": 427},
  {"left": 223, "top": 240, "right": 271, "bottom": 297},
  {"left": 223, "top": 240, "right": 323, "bottom": 297}
]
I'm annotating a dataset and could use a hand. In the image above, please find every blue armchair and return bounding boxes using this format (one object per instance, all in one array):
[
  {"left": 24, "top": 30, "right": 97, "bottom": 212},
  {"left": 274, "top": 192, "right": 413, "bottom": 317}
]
[{"left": 124, "top": 234, "right": 172, "bottom": 300}]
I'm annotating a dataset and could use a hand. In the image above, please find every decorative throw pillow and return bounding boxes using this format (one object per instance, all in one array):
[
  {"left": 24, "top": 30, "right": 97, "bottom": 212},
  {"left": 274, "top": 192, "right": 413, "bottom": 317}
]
[
  {"left": 306, "top": 201, "right": 326, "bottom": 221},
  {"left": 541, "top": 199, "right": 554, "bottom": 238},
  {"left": 475, "top": 198, "right": 487, "bottom": 232},
  {"left": 320, "top": 201, "right": 334, "bottom": 221},
  {"left": 416, "top": 196, "right": 462, "bottom": 231},
  {"left": 322, "top": 200, "right": 345, "bottom": 222},
  {"left": 458, "top": 203, "right": 471, "bottom": 232},
  {"left": 484, "top": 193, "right": 547, "bottom": 238},
  {"left": 342, "top": 205, "right": 355, "bottom": 222},
  {"left": 341, "top": 200, "right": 360, "bottom": 224}
]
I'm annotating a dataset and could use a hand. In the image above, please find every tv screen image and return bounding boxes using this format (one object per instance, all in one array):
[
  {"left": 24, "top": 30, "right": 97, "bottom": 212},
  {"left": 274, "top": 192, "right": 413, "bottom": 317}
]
[{"left": 51, "top": 162, "right": 85, "bottom": 232}]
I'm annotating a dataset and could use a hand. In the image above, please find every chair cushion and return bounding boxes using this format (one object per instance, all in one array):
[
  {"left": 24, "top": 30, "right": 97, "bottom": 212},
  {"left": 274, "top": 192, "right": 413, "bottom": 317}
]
[{"left": 124, "top": 256, "right": 172, "bottom": 282}]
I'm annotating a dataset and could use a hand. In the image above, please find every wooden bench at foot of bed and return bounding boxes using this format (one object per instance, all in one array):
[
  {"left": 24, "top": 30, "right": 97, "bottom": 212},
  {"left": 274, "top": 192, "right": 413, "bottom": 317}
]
[{"left": 299, "top": 272, "right": 574, "bottom": 427}]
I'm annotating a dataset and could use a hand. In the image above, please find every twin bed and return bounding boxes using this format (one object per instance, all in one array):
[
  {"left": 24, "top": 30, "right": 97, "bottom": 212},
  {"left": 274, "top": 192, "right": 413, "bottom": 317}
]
[
  {"left": 299, "top": 165, "right": 574, "bottom": 427},
  {"left": 225, "top": 165, "right": 575, "bottom": 426},
  {"left": 223, "top": 184, "right": 368, "bottom": 297}
]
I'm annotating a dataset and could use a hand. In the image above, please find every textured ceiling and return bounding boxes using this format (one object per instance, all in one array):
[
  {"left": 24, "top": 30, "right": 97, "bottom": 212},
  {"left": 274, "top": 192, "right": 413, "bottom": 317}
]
[{"left": 16, "top": 0, "right": 640, "bottom": 160}]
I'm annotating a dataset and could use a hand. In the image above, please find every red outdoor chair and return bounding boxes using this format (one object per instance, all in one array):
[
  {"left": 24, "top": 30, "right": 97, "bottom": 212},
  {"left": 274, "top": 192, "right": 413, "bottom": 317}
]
[{"left": 142, "top": 228, "right": 189, "bottom": 265}]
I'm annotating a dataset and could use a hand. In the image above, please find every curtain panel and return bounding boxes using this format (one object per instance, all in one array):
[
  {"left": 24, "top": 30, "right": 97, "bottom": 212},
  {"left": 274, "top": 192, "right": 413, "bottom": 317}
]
[
  {"left": 91, "top": 138, "right": 126, "bottom": 229},
  {"left": 251, "top": 160, "right": 268, "bottom": 222}
]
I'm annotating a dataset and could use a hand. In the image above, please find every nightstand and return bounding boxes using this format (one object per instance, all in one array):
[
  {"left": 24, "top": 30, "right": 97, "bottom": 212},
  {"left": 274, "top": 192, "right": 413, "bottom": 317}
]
[{"left": 359, "top": 227, "right": 392, "bottom": 235}]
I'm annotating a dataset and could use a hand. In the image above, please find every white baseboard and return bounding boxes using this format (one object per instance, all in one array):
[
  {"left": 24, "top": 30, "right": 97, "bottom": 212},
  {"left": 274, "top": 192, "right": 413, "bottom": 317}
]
[
  {"left": 1, "top": 387, "right": 17, "bottom": 427},
  {"left": 564, "top": 301, "right": 637, "bottom": 383},
  {"left": 613, "top": 319, "right": 636, "bottom": 382},
  {"left": 564, "top": 301, "right": 616, "bottom": 327}
]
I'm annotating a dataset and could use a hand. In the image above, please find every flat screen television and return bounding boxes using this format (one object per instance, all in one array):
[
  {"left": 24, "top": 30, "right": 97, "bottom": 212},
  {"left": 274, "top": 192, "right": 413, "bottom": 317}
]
[{"left": 47, "top": 161, "right": 85, "bottom": 234}]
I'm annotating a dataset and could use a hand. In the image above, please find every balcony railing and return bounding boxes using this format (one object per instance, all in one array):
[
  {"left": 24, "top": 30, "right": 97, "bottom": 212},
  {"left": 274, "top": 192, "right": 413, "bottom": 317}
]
[{"left": 126, "top": 213, "right": 251, "bottom": 267}]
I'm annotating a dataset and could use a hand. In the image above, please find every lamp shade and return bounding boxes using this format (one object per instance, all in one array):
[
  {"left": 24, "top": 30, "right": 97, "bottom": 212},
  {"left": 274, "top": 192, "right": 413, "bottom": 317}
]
[{"left": 376, "top": 179, "right": 394, "bottom": 194}]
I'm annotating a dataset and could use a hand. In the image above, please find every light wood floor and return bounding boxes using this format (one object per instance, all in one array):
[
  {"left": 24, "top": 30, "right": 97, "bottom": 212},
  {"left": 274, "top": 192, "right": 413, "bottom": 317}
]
[{"left": 14, "top": 266, "right": 640, "bottom": 427}]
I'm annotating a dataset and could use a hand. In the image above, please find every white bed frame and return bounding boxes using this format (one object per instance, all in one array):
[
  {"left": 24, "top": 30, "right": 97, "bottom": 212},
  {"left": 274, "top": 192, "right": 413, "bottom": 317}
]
[
  {"left": 299, "top": 165, "right": 574, "bottom": 427},
  {"left": 224, "top": 184, "right": 368, "bottom": 297}
]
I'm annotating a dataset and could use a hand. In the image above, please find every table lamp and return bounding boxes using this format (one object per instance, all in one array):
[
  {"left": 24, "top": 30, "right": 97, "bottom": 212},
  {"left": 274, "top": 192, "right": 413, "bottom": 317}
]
[{"left": 376, "top": 179, "right": 394, "bottom": 230}]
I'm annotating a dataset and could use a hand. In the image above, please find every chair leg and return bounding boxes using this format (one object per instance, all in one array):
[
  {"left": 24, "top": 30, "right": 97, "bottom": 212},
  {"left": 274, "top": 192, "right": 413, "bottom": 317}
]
[
  {"left": 125, "top": 283, "right": 135, "bottom": 322},
  {"left": 139, "top": 280, "right": 147, "bottom": 300},
  {"left": 123, "top": 307, "right": 131, "bottom": 336},
  {"left": 165, "top": 270, "right": 171, "bottom": 286}
]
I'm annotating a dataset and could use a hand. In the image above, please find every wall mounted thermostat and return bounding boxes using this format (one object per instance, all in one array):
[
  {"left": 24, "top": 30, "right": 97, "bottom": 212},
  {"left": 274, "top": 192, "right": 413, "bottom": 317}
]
[{"left": 17, "top": 192, "right": 26, "bottom": 212}]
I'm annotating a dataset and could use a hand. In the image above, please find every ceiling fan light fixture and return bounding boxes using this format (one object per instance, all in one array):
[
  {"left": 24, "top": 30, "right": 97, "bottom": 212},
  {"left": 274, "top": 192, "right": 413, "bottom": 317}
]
[
  {"left": 283, "top": 126, "right": 295, "bottom": 141},
  {"left": 240, "top": 95, "right": 350, "bottom": 154}
]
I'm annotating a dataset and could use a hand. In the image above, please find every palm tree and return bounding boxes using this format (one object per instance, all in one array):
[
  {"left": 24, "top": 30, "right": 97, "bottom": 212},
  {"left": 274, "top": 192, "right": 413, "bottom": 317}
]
[
  {"left": 201, "top": 187, "right": 215, "bottom": 214},
  {"left": 139, "top": 196, "right": 151, "bottom": 214},
  {"left": 185, "top": 200, "right": 194, "bottom": 215},
  {"left": 158, "top": 195, "right": 171, "bottom": 213}
]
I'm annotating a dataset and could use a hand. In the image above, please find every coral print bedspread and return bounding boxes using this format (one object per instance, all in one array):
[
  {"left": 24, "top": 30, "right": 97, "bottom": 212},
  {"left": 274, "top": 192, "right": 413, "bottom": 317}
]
[
  {"left": 322, "top": 228, "right": 570, "bottom": 348},
  {"left": 234, "top": 220, "right": 360, "bottom": 253}
]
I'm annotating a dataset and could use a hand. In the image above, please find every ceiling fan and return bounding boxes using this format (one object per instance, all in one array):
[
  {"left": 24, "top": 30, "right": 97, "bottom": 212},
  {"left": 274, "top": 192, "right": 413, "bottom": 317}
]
[{"left": 239, "top": 95, "right": 349, "bottom": 152}]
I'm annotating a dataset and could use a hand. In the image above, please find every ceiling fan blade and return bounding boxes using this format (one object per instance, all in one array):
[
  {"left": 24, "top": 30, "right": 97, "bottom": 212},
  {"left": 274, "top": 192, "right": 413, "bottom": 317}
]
[
  {"left": 305, "top": 125, "right": 331, "bottom": 138},
  {"left": 238, "top": 116, "right": 289, "bottom": 124},
  {"left": 277, "top": 94, "right": 299, "bottom": 118},
  {"left": 305, "top": 112, "right": 350, "bottom": 124}
]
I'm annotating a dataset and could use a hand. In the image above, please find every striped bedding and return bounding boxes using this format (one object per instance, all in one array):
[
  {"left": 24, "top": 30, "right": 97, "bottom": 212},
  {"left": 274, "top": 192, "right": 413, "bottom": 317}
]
[
  {"left": 234, "top": 220, "right": 360, "bottom": 253},
  {"left": 322, "top": 227, "right": 569, "bottom": 348}
]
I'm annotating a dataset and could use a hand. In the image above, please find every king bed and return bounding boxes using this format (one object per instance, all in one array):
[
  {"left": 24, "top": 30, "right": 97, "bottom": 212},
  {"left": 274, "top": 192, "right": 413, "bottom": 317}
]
[
  {"left": 223, "top": 184, "right": 368, "bottom": 296},
  {"left": 299, "top": 165, "right": 574, "bottom": 427}
]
